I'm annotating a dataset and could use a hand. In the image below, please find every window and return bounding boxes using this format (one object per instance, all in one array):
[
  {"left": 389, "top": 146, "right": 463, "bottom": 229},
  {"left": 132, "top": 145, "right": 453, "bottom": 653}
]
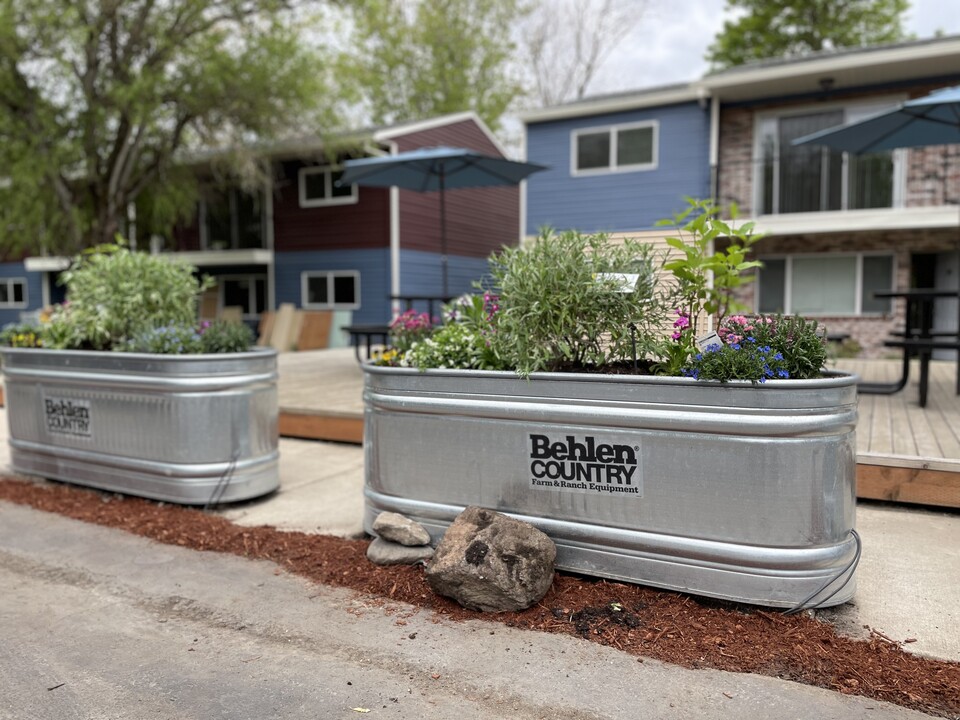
[
  {"left": 571, "top": 121, "right": 658, "bottom": 175},
  {"left": 0, "top": 278, "right": 26, "bottom": 308},
  {"left": 757, "top": 254, "right": 894, "bottom": 316},
  {"left": 299, "top": 166, "right": 357, "bottom": 208},
  {"left": 301, "top": 271, "right": 360, "bottom": 310},
  {"left": 201, "top": 189, "right": 265, "bottom": 250},
  {"left": 220, "top": 275, "right": 267, "bottom": 318},
  {"left": 755, "top": 103, "right": 900, "bottom": 215}
]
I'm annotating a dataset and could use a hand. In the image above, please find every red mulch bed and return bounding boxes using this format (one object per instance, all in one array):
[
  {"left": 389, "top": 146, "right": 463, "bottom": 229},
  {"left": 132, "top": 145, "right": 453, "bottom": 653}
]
[{"left": 1, "top": 477, "right": 958, "bottom": 717}]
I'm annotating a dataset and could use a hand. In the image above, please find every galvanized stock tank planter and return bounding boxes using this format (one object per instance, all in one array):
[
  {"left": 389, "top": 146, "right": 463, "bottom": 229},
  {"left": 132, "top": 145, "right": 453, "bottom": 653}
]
[
  {"left": 362, "top": 365, "right": 859, "bottom": 608},
  {"left": 1, "top": 347, "right": 279, "bottom": 505}
]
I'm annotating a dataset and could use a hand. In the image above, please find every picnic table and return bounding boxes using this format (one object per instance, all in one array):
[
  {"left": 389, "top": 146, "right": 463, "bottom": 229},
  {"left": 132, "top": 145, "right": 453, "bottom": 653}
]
[
  {"left": 344, "top": 295, "right": 455, "bottom": 362},
  {"left": 857, "top": 288, "right": 960, "bottom": 407}
]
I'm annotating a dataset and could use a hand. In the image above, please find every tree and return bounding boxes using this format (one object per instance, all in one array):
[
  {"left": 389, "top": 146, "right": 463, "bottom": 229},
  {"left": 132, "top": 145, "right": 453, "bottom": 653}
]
[
  {"left": 0, "top": 0, "right": 335, "bottom": 255},
  {"left": 342, "top": 0, "right": 524, "bottom": 132},
  {"left": 706, "top": 0, "right": 912, "bottom": 71},
  {"left": 522, "top": 0, "right": 649, "bottom": 107}
]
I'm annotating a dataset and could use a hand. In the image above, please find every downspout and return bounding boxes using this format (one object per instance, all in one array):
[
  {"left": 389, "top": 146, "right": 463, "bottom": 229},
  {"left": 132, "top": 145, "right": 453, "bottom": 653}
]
[
  {"left": 265, "top": 177, "right": 276, "bottom": 312},
  {"left": 385, "top": 140, "right": 401, "bottom": 317},
  {"left": 519, "top": 122, "right": 529, "bottom": 247},
  {"left": 706, "top": 89, "right": 719, "bottom": 332}
]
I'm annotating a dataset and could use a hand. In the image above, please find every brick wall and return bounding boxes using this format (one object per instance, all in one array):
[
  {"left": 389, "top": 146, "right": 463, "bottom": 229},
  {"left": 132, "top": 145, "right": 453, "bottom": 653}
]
[{"left": 716, "top": 82, "right": 960, "bottom": 214}]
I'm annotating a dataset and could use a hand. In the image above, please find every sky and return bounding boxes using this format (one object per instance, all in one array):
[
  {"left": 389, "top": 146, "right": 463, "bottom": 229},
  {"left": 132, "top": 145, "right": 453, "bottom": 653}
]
[{"left": 587, "top": 0, "right": 960, "bottom": 96}]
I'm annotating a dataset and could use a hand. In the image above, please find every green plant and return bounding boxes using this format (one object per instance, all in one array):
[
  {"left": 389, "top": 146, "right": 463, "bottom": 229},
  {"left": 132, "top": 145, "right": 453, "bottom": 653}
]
[
  {"left": 120, "top": 323, "right": 203, "bottom": 354},
  {"left": 389, "top": 309, "right": 435, "bottom": 353},
  {"left": 0, "top": 322, "right": 44, "bottom": 348},
  {"left": 683, "top": 314, "right": 827, "bottom": 382},
  {"left": 41, "top": 240, "right": 213, "bottom": 351},
  {"left": 487, "top": 229, "right": 671, "bottom": 376},
  {"left": 197, "top": 320, "right": 255, "bottom": 354},
  {"left": 657, "top": 198, "right": 764, "bottom": 340},
  {"left": 403, "top": 322, "right": 494, "bottom": 370}
]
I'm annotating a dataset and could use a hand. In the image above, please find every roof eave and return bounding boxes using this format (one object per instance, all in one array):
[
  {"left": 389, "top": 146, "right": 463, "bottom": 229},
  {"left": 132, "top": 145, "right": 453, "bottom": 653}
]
[{"left": 520, "top": 86, "right": 704, "bottom": 125}]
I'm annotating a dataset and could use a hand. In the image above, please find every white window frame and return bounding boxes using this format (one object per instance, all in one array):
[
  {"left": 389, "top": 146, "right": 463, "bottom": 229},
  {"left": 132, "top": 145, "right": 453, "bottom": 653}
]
[
  {"left": 300, "top": 270, "right": 361, "bottom": 310},
  {"left": 751, "top": 96, "right": 907, "bottom": 216},
  {"left": 570, "top": 120, "right": 659, "bottom": 176},
  {"left": 298, "top": 166, "right": 358, "bottom": 208},
  {"left": 0, "top": 278, "right": 27, "bottom": 309},
  {"left": 218, "top": 274, "right": 267, "bottom": 319},
  {"left": 756, "top": 252, "right": 896, "bottom": 317}
]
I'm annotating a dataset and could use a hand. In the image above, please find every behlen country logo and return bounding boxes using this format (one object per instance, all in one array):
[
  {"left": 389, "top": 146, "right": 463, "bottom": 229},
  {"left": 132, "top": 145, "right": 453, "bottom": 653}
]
[
  {"left": 44, "top": 397, "right": 92, "bottom": 437},
  {"left": 528, "top": 433, "right": 641, "bottom": 496}
]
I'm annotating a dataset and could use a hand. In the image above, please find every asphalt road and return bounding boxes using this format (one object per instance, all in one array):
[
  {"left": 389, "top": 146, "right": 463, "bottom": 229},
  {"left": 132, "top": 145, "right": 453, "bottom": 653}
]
[{"left": 0, "top": 502, "right": 935, "bottom": 720}]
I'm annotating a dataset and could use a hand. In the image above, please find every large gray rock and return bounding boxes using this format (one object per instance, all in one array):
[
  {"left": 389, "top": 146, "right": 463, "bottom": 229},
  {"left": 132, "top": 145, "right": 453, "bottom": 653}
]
[
  {"left": 366, "top": 538, "right": 434, "bottom": 566},
  {"left": 372, "top": 511, "right": 431, "bottom": 546},
  {"left": 425, "top": 506, "right": 556, "bottom": 612}
]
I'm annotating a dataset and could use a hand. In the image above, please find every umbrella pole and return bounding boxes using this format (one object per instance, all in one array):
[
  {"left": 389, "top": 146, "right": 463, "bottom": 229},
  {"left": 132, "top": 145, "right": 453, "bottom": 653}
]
[{"left": 440, "top": 167, "right": 448, "bottom": 298}]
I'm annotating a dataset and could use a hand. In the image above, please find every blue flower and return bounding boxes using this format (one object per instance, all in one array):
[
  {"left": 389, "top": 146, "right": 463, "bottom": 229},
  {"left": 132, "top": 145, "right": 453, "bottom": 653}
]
[
  {"left": 778, "top": 369, "right": 790, "bottom": 378},
  {"left": 773, "top": 352, "right": 784, "bottom": 361},
  {"left": 730, "top": 343, "right": 741, "bottom": 350},
  {"left": 746, "top": 336, "right": 757, "bottom": 343}
]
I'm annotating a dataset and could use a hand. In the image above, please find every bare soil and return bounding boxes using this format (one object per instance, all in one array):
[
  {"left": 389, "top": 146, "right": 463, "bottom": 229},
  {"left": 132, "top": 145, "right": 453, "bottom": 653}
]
[{"left": 1, "top": 477, "right": 958, "bottom": 717}]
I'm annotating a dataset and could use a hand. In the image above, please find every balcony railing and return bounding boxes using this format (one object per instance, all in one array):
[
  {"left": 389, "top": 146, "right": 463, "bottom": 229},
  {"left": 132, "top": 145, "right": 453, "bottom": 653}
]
[{"left": 715, "top": 147, "right": 958, "bottom": 216}]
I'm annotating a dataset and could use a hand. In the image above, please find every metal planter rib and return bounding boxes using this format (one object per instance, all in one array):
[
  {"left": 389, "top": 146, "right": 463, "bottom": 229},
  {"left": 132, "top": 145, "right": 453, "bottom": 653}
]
[
  {"left": 1, "top": 347, "right": 279, "bottom": 505},
  {"left": 362, "top": 365, "right": 859, "bottom": 608}
]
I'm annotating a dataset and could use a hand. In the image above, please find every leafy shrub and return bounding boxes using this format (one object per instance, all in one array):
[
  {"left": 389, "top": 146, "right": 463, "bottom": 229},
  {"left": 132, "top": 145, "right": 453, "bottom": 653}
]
[
  {"left": 683, "top": 314, "right": 827, "bottom": 382},
  {"left": 42, "top": 241, "right": 212, "bottom": 351},
  {"left": 389, "top": 309, "right": 434, "bottom": 353},
  {"left": 120, "top": 324, "right": 203, "bottom": 354},
  {"left": 119, "top": 320, "right": 254, "bottom": 355},
  {"left": 486, "top": 229, "right": 671, "bottom": 376},
  {"left": 197, "top": 320, "right": 255, "bottom": 354},
  {"left": 0, "top": 322, "right": 43, "bottom": 348},
  {"left": 403, "top": 322, "right": 493, "bottom": 369}
]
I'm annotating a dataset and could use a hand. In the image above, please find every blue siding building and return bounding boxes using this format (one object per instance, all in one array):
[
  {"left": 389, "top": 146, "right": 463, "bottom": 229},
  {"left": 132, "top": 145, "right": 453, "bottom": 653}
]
[{"left": 523, "top": 86, "right": 711, "bottom": 236}]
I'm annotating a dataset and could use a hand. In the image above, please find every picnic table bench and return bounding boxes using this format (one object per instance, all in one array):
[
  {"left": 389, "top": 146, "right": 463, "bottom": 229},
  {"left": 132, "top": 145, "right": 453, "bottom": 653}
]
[{"left": 857, "top": 289, "right": 960, "bottom": 408}]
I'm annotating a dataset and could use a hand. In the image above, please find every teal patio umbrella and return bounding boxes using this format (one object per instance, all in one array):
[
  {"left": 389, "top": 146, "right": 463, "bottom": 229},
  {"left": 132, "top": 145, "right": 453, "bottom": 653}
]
[
  {"left": 340, "top": 147, "right": 547, "bottom": 296},
  {"left": 792, "top": 84, "right": 960, "bottom": 152}
]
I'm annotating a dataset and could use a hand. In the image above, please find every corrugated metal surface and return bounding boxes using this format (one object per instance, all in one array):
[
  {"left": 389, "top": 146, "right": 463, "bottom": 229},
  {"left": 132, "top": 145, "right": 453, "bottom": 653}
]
[
  {"left": 362, "top": 366, "right": 859, "bottom": 608},
  {"left": 525, "top": 101, "right": 711, "bottom": 234},
  {"left": 1, "top": 347, "right": 279, "bottom": 505}
]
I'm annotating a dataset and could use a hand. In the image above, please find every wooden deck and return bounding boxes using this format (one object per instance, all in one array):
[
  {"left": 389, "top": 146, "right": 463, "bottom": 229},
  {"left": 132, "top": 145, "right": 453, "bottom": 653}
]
[{"left": 275, "top": 352, "right": 960, "bottom": 508}]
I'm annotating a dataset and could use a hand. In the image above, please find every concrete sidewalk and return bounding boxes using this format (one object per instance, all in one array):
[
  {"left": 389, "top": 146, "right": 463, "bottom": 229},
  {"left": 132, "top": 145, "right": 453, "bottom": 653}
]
[{"left": 1, "top": 409, "right": 958, "bottom": 665}]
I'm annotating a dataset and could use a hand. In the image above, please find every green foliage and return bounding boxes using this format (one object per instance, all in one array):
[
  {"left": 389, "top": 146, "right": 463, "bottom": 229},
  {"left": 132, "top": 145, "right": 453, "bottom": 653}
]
[
  {"left": 196, "top": 320, "right": 255, "bottom": 354},
  {"left": 0, "top": 0, "right": 334, "bottom": 254},
  {"left": 404, "top": 321, "right": 497, "bottom": 370},
  {"left": 389, "top": 310, "right": 436, "bottom": 353},
  {"left": 0, "top": 322, "right": 43, "bottom": 348},
  {"left": 120, "top": 324, "right": 203, "bottom": 354},
  {"left": 401, "top": 293, "right": 505, "bottom": 370},
  {"left": 487, "top": 230, "right": 671, "bottom": 376},
  {"left": 706, "top": 0, "right": 911, "bottom": 70},
  {"left": 658, "top": 197, "right": 764, "bottom": 339},
  {"left": 41, "top": 242, "right": 213, "bottom": 351},
  {"left": 342, "top": 0, "right": 525, "bottom": 131},
  {"left": 683, "top": 314, "right": 828, "bottom": 382}
]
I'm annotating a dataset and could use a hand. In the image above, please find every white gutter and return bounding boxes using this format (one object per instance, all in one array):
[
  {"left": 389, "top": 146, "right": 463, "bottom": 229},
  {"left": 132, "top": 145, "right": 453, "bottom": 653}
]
[
  {"left": 265, "top": 178, "right": 276, "bottom": 312},
  {"left": 519, "top": 86, "right": 701, "bottom": 124},
  {"left": 695, "top": 37, "right": 960, "bottom": 93},
  {"left": 709, "top": 92, "right": 720, "bottom": 174}
]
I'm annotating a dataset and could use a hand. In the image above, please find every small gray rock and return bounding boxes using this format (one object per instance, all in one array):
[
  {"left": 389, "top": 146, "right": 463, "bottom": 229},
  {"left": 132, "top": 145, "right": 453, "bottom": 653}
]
[
  {"left": 366, "top": 537, "right": 434, "bottom": 566},
  {"left": 372, "top": 511, "right": 432, "bottom": 546},
  {"left": 425, "top": 506, "right": 556, "bottom": 612}
]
